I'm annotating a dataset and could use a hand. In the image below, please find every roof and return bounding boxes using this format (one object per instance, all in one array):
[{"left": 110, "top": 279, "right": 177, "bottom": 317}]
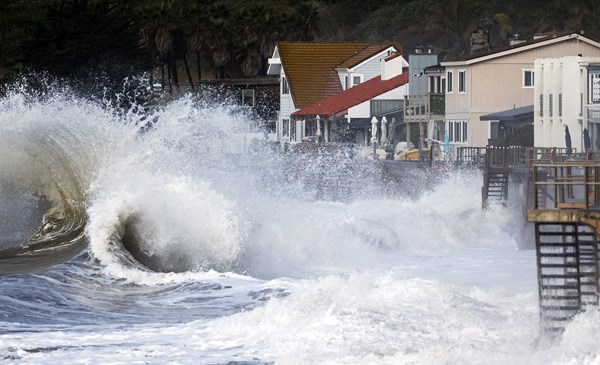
[
  {"left": 292, "top": 73, "right": 409, "bottom": 118},
  {"left": 277, "top": 42, "right": 397, "bottom": 109},
  {"left": 480, "top": 105, "right": 534, "bottom": 121},
  {"left": 423, "top": 64, "right": 444, "bottom": 73},
  {"left": 442, "top": 32, "right": 600, "bottom": 66},
  {"left": 199, "top": 78, "right": 279, "bottom": 86}
]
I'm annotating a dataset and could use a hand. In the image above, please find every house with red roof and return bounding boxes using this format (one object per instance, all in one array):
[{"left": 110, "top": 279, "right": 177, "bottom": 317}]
[{"left": 267, "top": 42, "right": 407, "bottom": 145}]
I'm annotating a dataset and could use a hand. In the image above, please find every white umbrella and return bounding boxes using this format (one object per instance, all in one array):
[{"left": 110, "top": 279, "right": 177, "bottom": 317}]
[
  {"left": 380, "top": 116, "right": 388, "bottom": 145},
  {"left": 388, "top": 117, "right": 397, "bottom": 146},
  {"left": 370, "top": 116, "right": 378, "bottom": 145},
  {"left": 316, "top": 115, "right": 322, "bottom": 141}
]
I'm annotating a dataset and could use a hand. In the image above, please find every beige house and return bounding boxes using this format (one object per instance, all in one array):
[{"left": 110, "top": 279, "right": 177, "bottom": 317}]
[{"left": 441, "top": 32, "right": 600, "bottom": 148}]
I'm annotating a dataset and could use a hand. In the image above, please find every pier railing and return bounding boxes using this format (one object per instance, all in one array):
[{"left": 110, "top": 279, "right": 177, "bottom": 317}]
[
  {"left": 457, "top": 146, "right": 596, "bottom": 169},
  {"left": 530, "top": 161, "right": 600, "bottom": 210}
]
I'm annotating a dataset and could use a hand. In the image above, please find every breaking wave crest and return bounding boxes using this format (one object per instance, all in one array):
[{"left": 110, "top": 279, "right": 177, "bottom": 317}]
[{"left": 0, "top": 78, "right": 526, "bottom": 283}]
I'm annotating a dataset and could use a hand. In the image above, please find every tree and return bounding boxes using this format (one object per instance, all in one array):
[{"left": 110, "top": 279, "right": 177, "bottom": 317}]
[
  {"left": 19, "top": 0, "right": 147, "bottom": 93},
  {"left": 432, "top": 0, "right": 486, "bottom": 55}
]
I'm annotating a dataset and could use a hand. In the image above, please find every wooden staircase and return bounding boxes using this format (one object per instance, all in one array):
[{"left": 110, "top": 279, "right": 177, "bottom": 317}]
[
  {"left": 535, "top": 222, "right": 600, "bottom": 333},
  {"left": 482, "top": 168, "right": 509, "bottom": 208}
]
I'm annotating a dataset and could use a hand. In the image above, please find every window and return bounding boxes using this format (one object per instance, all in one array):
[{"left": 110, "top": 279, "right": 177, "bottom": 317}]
[
  {"left": 458, "top": 70, "right": 466, "bottom": 93},
  {"left": 448, "top": 120, "right": 468, "bottom": 143},
  {"left": 429, "top": 76, "right": 445, "bottom": 94},
  {"left": 549, "top": 94, "right": 553, "bottom": 117},
  {"left": 290, "top": 119, "right": 297, "bottom": 142},
  {"left": 241, "top": 89, "right": 254, "bottom": 107},
  {"left": 539, "top": 94, "right": 543, "bottom": 117},
  {"left": 559, "top": 93, "right": 562, "bottom": 117},
  {"left": 581, "top": 93, "right": 584, "bottom": 116},
  {"left": 351, "top": 74, "right": 363, "bottom": 87},
  {"left": 282, "top": 118, "right": 290, "bottom": 138},
  {"left": 523, "top": 70, "right": 534, "bottom": 87},
  {"left": 371, "top": 100, "right": 402, "bottom": 115},
  {"left": 447, "top": 71, "right": 453, "bottom": 93},
  {"left": 590, "top": 72, "right": 600, "bottom": 102},
  {"left": 344, "top": 75, "right": 349, "bottom": 90},
  {"left": 281, "top": 77, "right": 289, "bottom": 95}
]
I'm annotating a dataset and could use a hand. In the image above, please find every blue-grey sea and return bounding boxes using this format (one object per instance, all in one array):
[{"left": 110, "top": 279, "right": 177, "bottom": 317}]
[{"left": 0, "top": 84, "right": 597, "bottom": 364}]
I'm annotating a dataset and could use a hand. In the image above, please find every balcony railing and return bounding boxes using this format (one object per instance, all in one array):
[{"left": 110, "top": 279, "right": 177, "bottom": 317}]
[{"left": 404, "top": 93, "right": 445, "bottom": 122}]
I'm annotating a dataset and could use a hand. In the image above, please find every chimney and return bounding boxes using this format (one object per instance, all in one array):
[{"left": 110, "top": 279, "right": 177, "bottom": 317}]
[{"left": 509, "top": 33, "right": 526, "bottom": 46}]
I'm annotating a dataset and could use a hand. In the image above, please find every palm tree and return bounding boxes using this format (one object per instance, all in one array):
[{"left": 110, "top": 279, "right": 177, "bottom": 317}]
[
  {"left": 206, "top": 1, "right": 232, "bottom": 79},
  {"left": 287, "top": 1, "right": 319, "bottom": 41},
  {"left": 432, "top": 0, "right": 486, "bottom": 55},
  {"left": 236, "top": 2, "right": 281, "bottom": 77}
]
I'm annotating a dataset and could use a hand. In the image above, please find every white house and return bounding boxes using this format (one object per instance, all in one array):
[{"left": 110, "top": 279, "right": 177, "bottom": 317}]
[
  {"left": 534, "top": 56, "right": 600, "bottom": 152},
  {"left": 267, "top": 42, "right": 404, "bottom": 144}
]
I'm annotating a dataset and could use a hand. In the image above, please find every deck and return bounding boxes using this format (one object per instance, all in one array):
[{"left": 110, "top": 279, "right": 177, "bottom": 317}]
[
  {"left": 525, "top": 159, "right": 600, "bottom": 334},
  {"left": 468, "top": 146, "right": 600, "bottom": 334}
]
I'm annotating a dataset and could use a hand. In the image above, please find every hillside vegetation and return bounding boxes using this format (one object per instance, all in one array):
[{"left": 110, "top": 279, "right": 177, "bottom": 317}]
[{"left": 1, "top": 0, "right": 598, "bottom": 89}]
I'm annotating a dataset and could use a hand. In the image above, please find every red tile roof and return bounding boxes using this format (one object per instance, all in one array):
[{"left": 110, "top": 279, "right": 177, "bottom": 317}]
[
  {"left": 278, "top": 42, "right": 397, "bottom": 109},
  {"left": 292, "top": 72, "right": 409, "bottom": 118}
]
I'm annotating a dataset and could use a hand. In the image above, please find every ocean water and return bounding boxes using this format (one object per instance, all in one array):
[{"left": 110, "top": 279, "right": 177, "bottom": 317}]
[{"left": 0, "top": 83, "right": 599, "bottom": 365}]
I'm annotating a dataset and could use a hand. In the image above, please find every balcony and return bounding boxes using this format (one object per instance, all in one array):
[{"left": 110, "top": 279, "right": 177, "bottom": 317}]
[{"left": 404, "top": 93, "right": 445, "bottom": 123}]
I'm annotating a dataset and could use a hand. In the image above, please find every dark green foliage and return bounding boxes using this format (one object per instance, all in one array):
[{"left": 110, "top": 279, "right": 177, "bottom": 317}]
[
  {"left": 2, "top": 0, "right": 600, "bottom": 90},
  {"left": 23, "top": 0, "right": 147, "bottom": 79}
]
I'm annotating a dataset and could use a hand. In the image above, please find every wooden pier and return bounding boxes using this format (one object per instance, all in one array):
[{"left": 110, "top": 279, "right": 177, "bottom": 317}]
[
  {"left": 527, "top": 160, "right": 600, "bottom": 333},
  {"left": 473, "top": 146, "right": 600, "bottom": 333}
]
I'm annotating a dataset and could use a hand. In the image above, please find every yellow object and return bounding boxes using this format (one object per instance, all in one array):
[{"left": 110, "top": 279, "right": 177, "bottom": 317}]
[{"left": 395, "top": 148, "right": 430, "bottom": 161}]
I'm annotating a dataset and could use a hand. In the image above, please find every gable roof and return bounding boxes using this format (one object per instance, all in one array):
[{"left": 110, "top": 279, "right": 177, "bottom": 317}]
[
  {"left": 442, "top": 32, "right": 600, "bottom": 66},
  {"left": 277, "top": 42, "right": 397, "bottom": 109},
  {"left": 292, "top": 72, "right": 409, "bottom": 118}
]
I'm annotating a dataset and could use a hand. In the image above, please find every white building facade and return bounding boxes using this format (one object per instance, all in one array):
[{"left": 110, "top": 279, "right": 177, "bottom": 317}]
[{"left": 534, "top": 56, "right": 600, "bottom": 152}]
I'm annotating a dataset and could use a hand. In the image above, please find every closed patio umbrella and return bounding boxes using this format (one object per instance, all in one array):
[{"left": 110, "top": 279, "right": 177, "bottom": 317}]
[
  {"left": 316, "top": 115, "right": 322, "bottom": 142},
  {"left": 584, "top": 128, "right": 591, "bottom": 153},
  {"left": 380, "top": 116, "right": 388, "bottom": 145},
  {"left": 565, "top": 125, "right": 572, "bottom": 155},
  {"left": 370, "top": 116, "right": 378, "bottom": 145},
  {"left": 388, "top": 117, "right": 397, "bottom": 146}
]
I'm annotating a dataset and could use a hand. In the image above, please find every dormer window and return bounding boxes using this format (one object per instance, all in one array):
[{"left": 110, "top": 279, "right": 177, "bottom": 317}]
[{"left": 351, "top": 74, "right": 364, "bottom": 87}]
